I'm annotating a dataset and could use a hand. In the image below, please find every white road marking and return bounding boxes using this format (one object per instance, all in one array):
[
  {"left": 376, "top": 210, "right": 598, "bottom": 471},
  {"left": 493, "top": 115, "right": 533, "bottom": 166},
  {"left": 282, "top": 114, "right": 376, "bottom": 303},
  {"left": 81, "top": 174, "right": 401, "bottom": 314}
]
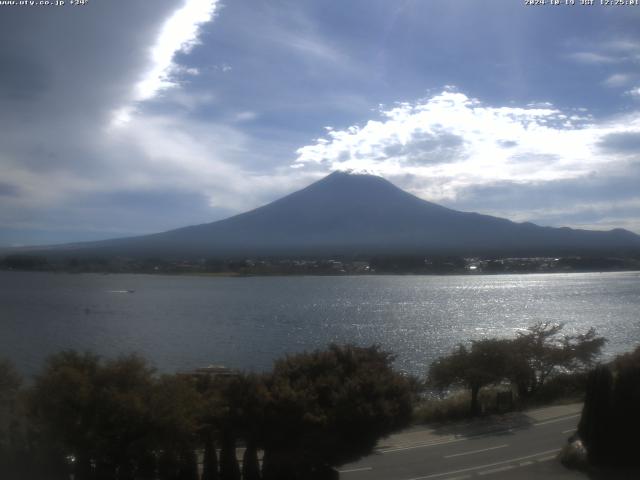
[
  {"left": 380, "top": 437, "right": 467, "bottom": 454},
  {"left": 562, "top": 428, "right": 577, "bottom": 434},
  {"left": 533, "top": 414, "right": 580, "bottom": 427},
  {"left": 443, "top": 444, "right": 508, "bottom": 459},
  {"left": 405, "top": 448, "right": 561, "bottom": 480},
  {"left": 536, "top": 454, "right": 557, "bottom": 462},
  {"left": 381, "top": 413, "right": 577, "bottom": 455},
  {"left": 478, "top": 465, "right": 515, "bottom": 475},
  {"left": 519, "top": 461, "right": 533, "bottom": 466},
  {"left": 339, "top": 466, "right": 373, "bottom": 474}
]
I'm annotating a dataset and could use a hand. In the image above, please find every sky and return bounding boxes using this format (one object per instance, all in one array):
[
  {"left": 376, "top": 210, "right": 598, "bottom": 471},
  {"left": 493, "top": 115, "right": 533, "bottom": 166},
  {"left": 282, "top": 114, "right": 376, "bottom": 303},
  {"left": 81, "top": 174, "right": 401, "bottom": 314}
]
[{"left": 1, "top": 0, "right": 640, "bottom": 246}]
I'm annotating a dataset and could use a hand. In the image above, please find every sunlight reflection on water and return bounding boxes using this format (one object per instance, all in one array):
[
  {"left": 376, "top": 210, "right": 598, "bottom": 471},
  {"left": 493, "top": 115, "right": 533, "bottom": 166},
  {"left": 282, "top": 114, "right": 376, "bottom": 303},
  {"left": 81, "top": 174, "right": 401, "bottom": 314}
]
[{"left": 0, "top": 271, "right": 639, "bottom": 377}]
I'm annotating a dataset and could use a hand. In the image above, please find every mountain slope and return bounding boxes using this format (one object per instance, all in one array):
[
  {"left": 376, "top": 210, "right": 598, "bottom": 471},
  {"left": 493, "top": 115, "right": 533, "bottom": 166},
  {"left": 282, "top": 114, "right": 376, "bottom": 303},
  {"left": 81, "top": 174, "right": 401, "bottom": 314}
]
[{"left": 33, "top": 171, "right": 640, "bottom": 258}]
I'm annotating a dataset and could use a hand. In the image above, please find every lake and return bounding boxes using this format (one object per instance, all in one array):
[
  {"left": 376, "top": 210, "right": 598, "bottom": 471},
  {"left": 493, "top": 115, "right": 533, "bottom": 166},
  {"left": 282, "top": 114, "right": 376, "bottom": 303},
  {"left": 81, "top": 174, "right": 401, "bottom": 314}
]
[{"left": 1, "top": 270, "right": 639, "bottom": 378}]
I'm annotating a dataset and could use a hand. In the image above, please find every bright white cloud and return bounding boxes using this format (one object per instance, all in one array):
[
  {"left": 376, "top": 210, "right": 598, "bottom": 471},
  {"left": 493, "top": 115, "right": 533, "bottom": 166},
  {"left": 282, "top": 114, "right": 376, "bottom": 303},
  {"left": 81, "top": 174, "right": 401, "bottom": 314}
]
[
  {"left": 135, "top": 0, "right": 219, "bottom": 100},
  {"left": 111, "top": 0, "right": 219, "bottom": 126},
  {"left": 294, "top": 90, "right": 640, "bottom": 203}
]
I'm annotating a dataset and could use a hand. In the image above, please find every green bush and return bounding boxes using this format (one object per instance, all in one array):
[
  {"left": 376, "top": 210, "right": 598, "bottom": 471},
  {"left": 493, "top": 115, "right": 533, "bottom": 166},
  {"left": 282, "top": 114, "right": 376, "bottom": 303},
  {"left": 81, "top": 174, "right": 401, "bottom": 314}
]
[
  {"left": 523, "top": 372, "right": 587, "bottom": 406},
  {"left": 414, "top": 387, "right": 514, "bottom": 424}
]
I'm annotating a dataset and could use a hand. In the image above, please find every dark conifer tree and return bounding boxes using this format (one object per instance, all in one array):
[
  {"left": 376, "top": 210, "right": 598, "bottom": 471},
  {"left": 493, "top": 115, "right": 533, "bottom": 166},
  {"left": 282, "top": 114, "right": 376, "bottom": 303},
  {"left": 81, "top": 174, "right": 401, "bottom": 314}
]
[
  {"left": 201, "top": 433, "right": 219, "bottom": 480},
  {"left": 611, "top": 353, "right": 640, "bottom": 466},
  {"left": 578, "top": 365, "right": 613, "bottom": 465},
  {"left": 242, "top": 440, "right": 261, "bottom": 480},
  {"left": 157, "top": 449, "right": 180, "bottom": 480},
  {"left": 178, "top": 447, "right": 199, "bottom": 480},
  {"left": 219, "top": 429, "right": 240, "bottom": 480},
  {"left": 137, "top": 451, "right": 158, "bottom": 480}
]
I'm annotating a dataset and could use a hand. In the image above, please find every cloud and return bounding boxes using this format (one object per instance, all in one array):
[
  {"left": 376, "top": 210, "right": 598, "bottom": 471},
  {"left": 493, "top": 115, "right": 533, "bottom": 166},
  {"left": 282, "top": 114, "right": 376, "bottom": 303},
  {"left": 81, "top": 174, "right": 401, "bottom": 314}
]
[
  {"left": 446, "top": 172, "right": 640, "bottom": 234},
  {"left": 497, "top": 140, "right": 518, "bottom": 148},
  {"left": 569, "top": 39, "right": 640, "bottom": 65},
  {"left": 0, "top": 106, "right": 321, "bottom": 244},
  {"left": 568, "top": 39, "right": 640, "bottom": 94},
  {"left": 603, "top": 73, "right": 633, "bottom": 88},
  {"left": 0, "top": 1, "right": 234, "bottom": 243},
  {"left": 569, "top": 52, "right": 619, "bottom": 65},
  {"left": 2, "top": 2, "right": 640, "bottom": 245},
  {"left": 111, "top": 0, "right": 220, "bottom": 126},
  {"left": 234, "top": 111, "right": 259, "bottom": 123},
  {"left": 294, "top": 90, "right": 631, "bottom": 192},
  {"left": 164, "top": 91, "right": 217, "bottom": 111},
  {"left": 598, "top": 132, "right": 640, "bottom": 155},
  {"left": 0, "top": 183, "right": 20, "bottom": 198},
  {"left": 382, "top": 130, "right": 466, "bottom": 166},
  {"left": 293, "top": 89, "right": 640, "bottom": 232},
  {"left": 133, "top": 0, "right": 219, "bottom": 102},
  {"left": 0, "top": 0, "right": 332, "bottom": 245}
]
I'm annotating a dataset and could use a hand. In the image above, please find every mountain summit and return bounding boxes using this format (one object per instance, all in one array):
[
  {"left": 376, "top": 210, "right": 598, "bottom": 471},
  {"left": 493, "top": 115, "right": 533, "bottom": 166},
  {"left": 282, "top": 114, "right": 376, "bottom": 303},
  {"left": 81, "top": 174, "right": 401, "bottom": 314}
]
[{"left": 38, "top": 171, "right": 640, "bottom": 258}]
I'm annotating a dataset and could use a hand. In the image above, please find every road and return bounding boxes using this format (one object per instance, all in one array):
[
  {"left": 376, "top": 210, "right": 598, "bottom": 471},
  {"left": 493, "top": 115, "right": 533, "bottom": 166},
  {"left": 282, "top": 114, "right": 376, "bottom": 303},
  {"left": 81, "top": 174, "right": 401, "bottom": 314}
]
[{"left": 338, "top": 405, "right": 586, "bottom": 480}]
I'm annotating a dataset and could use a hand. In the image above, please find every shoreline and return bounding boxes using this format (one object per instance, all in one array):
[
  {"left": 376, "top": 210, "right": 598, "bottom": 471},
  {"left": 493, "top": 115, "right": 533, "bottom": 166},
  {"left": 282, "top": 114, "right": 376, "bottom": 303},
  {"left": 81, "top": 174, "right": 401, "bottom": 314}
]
[{"left": 1, "top": 268, "right": 639, "bottom": 278}]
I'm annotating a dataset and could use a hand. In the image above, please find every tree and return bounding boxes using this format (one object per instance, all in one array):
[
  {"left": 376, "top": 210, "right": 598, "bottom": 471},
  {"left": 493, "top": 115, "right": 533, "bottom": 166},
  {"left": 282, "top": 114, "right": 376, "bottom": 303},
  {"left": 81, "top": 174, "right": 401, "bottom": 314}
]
[
  {"left": 242, "top": 442, "right": 261, "bottom": 480},
  {"left": 150, "top": 374, "right": 203, "bottom": 480},
  {"left": 28, "top": 350, "right": 102, "bottom": 480},
  {"left": 29, "top": 351, "right": 208, "bottom": 480},
  {"left": 509, "top": 323, "right": 606, "bottom": 398},
  {"left": 195, "top": 375, "right": 220, "bottom": 480},
  {"left": 219, "top": 429, "right": 241, "bottom": 480},
  {"left": 428, "top": 324, "right": 607, "bottom": 414},
  {"left": 0, "top": 358, "right": 21, "bottom": 443},
  {"left": 0, "top": 358, "right": 23, "bottom": 478},
  {"left": 198, "top": 376, "right": 241, "bottom": 480},
  {"left": 202, "top": 373, "right": 268, "bottom": 480},
  {"left": 92, "top": 354, "right": 157, "bottom": 479},
  {"left": 577, "top": 365, "right": 614, "bottom": 465},
  {"left": 577, "top": 346, "right": 640, "bottom": 467},
  {"left": 261, "top": 344, "right": 415, "bottom": 479},
  {"left": 217, "top": 374, "right": 267, "bottom": 480},
  {"left": 201, "top": 430, "right": 219, "bottom": 480},
  {"left": 428, "top": 339, "right": 510, "bottom": 416},
  {"left": 610, "top": 348, "right": 640, "bottom": 466}
]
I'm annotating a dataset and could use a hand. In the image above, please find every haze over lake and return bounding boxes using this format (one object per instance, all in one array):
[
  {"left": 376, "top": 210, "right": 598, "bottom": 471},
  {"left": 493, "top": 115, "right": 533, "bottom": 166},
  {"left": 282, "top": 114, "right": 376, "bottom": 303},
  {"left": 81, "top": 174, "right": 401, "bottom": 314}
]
[{"left": 2, "top": 271, "right": 639, "bottom": 378}]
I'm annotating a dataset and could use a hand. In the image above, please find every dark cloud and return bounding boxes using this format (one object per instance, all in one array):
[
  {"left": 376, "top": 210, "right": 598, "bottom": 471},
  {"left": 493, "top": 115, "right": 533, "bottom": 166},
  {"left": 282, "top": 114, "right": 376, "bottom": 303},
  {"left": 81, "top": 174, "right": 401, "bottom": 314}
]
[
  {"left": 598, "top": 132, "right": 640, "bottom": 155},
  {"left": 451, "top": 169, "right": 640, "bottom": 211},
  {"left": 83, "top": 188, "right": 230, "bottom": 220},
  {"left": 71, "top": 188, "right": 234, "bottom": 233},
  {"left": 0, "top": 0, "right": 183, "bottom": 243},
  {"left": 384, "top": 131, "right": 465, "bottom": 165},
  {"left": 0, "top": 188, "right": 235, "bottom": 247},
  {"left": 0, "top": 227, "right": 121, "bottom": 247},
  {"left": 0, "top": 53, "right": 50, "bottom": 102},
  {"left": 526, "top": 205, "right": 640, "bottom": 229},
  {"left": 444, "top": 168, "right": 640, "bottom": 233},
  {"left": 0, "top": 0, "right": 178, "bottom": 153},
  {"left": 0, "top": 182, "right": 20, "bottom": 197}
]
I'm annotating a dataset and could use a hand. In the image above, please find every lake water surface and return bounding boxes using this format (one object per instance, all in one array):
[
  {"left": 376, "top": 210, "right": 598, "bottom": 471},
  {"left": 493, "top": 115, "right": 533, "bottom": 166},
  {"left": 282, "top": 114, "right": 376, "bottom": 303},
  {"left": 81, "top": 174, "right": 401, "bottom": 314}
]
[{"left": 1, "top": 271, "right": 639, "bottom": 377}]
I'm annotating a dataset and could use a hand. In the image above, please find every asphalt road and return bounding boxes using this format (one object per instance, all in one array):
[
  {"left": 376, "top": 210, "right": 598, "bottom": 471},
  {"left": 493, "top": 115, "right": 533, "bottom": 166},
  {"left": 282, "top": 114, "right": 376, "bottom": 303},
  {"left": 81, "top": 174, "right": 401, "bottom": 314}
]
[{"left": 338, "top": 411, "right": 584, "bottom": 480}]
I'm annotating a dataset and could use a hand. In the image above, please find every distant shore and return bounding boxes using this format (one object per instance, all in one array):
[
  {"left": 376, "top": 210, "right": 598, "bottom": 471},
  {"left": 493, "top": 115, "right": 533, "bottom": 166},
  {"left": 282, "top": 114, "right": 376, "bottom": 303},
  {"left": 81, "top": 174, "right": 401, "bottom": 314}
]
[{"left": 2, "top": 264, "right": 640, "bottom": 278}]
